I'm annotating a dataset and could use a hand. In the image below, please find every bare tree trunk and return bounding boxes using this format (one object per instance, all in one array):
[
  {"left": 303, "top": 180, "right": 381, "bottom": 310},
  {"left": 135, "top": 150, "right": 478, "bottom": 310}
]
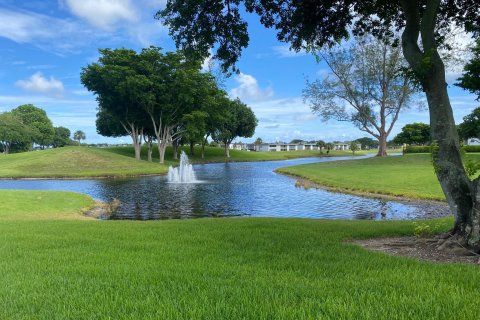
[
  {"left": 172, "top": 139, "right": 179, "bottom": 160},
  {"left": 224, "top": 141, "right": 230, "bottom": 158},
  {"left": 377, "top": 133, "right": 388, "bottom": 157},
  {"left": 189, "top": 141, "right": 195, "bottom": 156},
  {"left": 401, "top": 0, "right": 479, "bottom": 251},
  {"left": 144, "top": 136, "right": 153, "bottom": 162}
]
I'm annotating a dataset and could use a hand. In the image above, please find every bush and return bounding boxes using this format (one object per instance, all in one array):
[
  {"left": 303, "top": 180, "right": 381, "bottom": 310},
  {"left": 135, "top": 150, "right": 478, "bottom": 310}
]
[
  {"left": 462, "top": 145, "right": 480, "bottom": 153},
  {"left": 403, "top": 145, "right": 480, "bottom": 154},
  {"left": 403, "top": 145, "right": 431, "bottom": 153}
]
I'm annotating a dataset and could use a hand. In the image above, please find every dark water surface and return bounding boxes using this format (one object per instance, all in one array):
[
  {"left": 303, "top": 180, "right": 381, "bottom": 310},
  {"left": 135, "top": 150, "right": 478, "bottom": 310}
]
[{"left": 0, "top": 155, "right": 444, "bottom": 220}]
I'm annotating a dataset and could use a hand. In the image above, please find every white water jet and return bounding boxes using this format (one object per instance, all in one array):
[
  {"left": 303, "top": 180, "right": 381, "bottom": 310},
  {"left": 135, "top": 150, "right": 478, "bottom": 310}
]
[{"left": 167, "top": 151, "right": 197, "bottom": 183}]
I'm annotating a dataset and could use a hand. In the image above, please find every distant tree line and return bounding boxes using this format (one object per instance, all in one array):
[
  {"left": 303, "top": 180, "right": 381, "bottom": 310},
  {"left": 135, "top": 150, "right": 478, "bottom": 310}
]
[
  {"left": 0, "top": 104, "right": 80, "bottom": 154},
  {"left": 81, "top": 47, "right": 257, "bottom": 162}
]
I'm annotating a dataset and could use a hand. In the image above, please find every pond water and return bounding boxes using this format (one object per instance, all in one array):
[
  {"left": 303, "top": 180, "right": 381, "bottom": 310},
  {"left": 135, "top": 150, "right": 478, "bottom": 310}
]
[{"left": 0, "top": 155, "right": 444, "bottom": 220}]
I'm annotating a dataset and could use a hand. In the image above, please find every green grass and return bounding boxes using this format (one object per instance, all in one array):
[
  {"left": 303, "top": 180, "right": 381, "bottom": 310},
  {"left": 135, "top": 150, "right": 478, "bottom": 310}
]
[
  {"left": 0, "top": 191, "right": 479, "bottom": 319},
  {"left": 105, "top": 145, "right": 358, "bottom": 164},
  {"left": 0, "top": 146, "right": 357, "bottom": 178},
  {"left": 277, "top": 153, "right": 480, "bottom": 201},
  {"left": 0, "top": 146, "right": 168, "bottom": 178}
]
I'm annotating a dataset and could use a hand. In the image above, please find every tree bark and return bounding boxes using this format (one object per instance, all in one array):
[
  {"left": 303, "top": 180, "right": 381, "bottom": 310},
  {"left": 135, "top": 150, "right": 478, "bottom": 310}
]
[
  {"left": 172, "top": 139, "right": 179, "bottom": 160},
  {"left": 400, "top": 0, "right": 479, "bottom": 251},
  {"left": 189, "top": 141, "right": 195, "bottom": 156},
  {"left": 377, "top": 132, "right": 388, "bottom": 157},
  {"left": 224, "top": 141, "right": 230, "bottom": 158}
]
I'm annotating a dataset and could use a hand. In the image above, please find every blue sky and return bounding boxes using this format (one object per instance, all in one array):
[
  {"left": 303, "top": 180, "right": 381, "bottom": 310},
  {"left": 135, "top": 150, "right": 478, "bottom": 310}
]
[{"left": 0, "top": 0, "right": 478, "bottom": 144}]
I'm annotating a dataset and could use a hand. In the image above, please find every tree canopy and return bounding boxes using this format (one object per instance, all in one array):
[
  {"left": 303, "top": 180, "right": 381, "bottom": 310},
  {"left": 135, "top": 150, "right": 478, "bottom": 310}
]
[
  {"left": 393, "top": 123, "right": 431, "bottom": 145},
  {"left": 303, "top": 37, "right": 415, "bottom": 157},
  {"left": 11, "top": 104, "right": 54, "bottom": 149},
  {"left": 456, "top": 39, "right": 480, "bottom": 100},
  {"left": 458, "top": 108, "right": 480, "bottom": 141}
]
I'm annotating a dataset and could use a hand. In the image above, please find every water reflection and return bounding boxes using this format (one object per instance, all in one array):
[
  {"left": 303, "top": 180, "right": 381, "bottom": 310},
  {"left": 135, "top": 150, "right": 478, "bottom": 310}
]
[{"left": 0, "top": 155, "right": 446, "bottom": 220}]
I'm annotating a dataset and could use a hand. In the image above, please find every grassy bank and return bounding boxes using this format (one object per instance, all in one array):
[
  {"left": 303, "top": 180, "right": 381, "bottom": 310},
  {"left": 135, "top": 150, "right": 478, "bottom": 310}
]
[
  {"left": 0, "top": 146, "right": 356, "bottom": 178},
  {"left": 1, "top": 191, "right": 479, "bottom": 319},
  {"left": 105, "top": 145, "right": 357, "bottom": 164},
  {"left": 0, "top": 146, "right": 168, "bottom": 178},
  {"left": 277, "top": 153, "right": 480, "bottom": 201}
]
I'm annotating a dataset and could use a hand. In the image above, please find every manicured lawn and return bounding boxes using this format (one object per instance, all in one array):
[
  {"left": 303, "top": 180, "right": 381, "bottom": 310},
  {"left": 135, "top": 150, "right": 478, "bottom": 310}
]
[
  {"left": 105, "top": 145, "right": 358, "bottom": 164},
  {"left": 277, "top": 153, "right": 480, "bottom": 201},
  {"left": 0, "top": 191, "right": 479, "bottom": 319},
  {"left": 0, "top": 146, "right": 356, "bottom": 179},
  {"left": 0, "top": 146, "right": 168, "bottom": 178}
]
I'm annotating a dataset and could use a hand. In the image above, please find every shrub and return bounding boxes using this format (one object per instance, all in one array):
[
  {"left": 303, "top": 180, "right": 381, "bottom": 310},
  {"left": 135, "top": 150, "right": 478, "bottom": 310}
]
[{"left": 403, "top": 146, "right": 431, "bottom": 153}]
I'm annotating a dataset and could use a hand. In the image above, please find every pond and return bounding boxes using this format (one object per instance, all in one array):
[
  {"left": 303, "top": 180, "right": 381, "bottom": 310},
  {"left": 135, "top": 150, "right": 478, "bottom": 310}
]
[{"left": 0, "top": 155, "right": 446, "bottom": 220}]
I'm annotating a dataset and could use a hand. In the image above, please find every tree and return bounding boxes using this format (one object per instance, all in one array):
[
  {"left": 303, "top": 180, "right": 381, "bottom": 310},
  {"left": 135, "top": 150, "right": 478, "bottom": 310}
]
[
  {"left": 316, "top": 140, "right": 326, "bottom": 153},
  {"left": 290, "top": 139, "right": 305, "bottom": 144},
  {"left": 457, "top": 108, "right": 480, "bottom": 141},
  {"left": 73, "top": 130, "right": 86, "bottom": 145},
  {"left": 52, "top": 127, "right": 72, "bottom": 148},
  {"left": 157, "top": 0, "right": 480, "bottom": 251},
  {"left": 393, "top": 123, "right": 431, "bottom": 145},
  {"left": 456, "top": 39, "right": 480, "bottom": 99},
  {"left": 303, "top": 37, "right": 415, "bottom": 157},
  {"left": 0, "top": 112, "right": 32, "bottom": 154},
  {"left": 212, "top": 98, "right": 257, "bottom": 158},
  {"left": 356, "top": 137, "right": 379, "bottom": 150},
  {"left": 254, "top": 137, "right": 263, "bottom": 145},
  {"left": 81, "top": 48, "right": 148, "bottom": 160},
  {"left": 11, "top": 104, "right": 54, "bottom": 149},
  {"left": 350, "top": 141, "right": 360, "bottom": 155}
]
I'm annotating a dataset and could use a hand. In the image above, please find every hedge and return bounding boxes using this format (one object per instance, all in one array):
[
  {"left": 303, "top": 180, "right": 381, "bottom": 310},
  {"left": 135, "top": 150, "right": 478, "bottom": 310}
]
[{"left": 403, "top": 145, "right": 480, "bottom": 153}]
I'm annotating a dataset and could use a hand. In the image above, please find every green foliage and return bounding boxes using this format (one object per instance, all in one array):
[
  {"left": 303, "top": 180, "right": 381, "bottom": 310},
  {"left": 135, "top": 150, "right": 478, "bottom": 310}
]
[
  {"left": 393, "top": 122, "right": 431, "bottom": 145},
  {"left": 10, "top": 104, "right": 55, "bottom": 148},
  {"left": 0, "top": 112, "right": 32, "bottom": 154},
  {"left": 403, "top": 146, "right": 431, "bottom": 153},
  {"left": 464, "top": 159, "right": 480, "bottom": 178},
  {"left": 303, "top": 38, "right": 414, "bottom": 147},
  {"left": 52, "top": 127, "right": 72, "bottom": 148},
  {"left": 212, "top": 98, "right": 258, "bottom": 147},
  {"left": 457, "top": 107, "right": 480, "bottom": 140},
  {"left": 73, "top": 130, "right": 86, "bottom": 144},
  {"left": 356, "top": 137, "right": 378, "bottom": 149},
  {"left": 456, "top": 39, "right": 480, "bottom": 100},
  {"left": 350, "top": 141, "right": 359, "bottom": 154},
  {"left": 462, "top": 145, "right": 480, "bottom": 152},
  {"left": 412, "top": 221, "right": 443, "bottom": 238}
]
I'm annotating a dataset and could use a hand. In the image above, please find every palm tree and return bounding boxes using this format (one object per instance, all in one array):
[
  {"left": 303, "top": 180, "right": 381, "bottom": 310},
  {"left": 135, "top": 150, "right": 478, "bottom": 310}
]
[{"left": 73, "top": 130, "right": 86, "bottom": 145}]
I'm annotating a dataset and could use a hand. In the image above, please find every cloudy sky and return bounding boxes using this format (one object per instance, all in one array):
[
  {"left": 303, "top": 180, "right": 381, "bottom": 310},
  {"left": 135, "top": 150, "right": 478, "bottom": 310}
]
[{"left": 0, "top": 1, "right": 478, "bottom": 144}]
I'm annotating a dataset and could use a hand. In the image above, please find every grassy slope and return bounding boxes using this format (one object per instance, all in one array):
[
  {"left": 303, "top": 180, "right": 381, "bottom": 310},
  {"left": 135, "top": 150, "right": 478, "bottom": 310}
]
[
  {"left": 105, "top": 145, "right": 357, "bottom": 164},
  {"left": 0, "top": 146, "right": 168, "bottom": 178},
  {"left": 1, "top": 191, "right": 479, "bottom": 319},
  {"left": 0, "top": 146, "right": 355, "bottom": 179},
  {"left": 277, "top": 153, "right": 480, "bottom": 201}
]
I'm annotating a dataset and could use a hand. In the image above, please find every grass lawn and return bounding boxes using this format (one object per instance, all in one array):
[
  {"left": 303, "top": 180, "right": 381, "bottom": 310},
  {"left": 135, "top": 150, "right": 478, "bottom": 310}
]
[
  {"left": 105, "top": 145, "right": 357, "bottom": 164},
  {"left": 0, "top": 146, "right": 356, "bottom": 179},
  {"left": 0, "top": 146, "right": 168, "bottom": 178},
  {"left": 277, "top": 153, "right": 480, "bottom": 201},
  {"left": 1, "top": 191, "right": 479, "bottom": 319}
]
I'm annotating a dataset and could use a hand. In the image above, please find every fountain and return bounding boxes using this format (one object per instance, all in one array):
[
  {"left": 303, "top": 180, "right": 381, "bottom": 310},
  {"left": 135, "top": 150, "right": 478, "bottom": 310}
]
[{"left": 167, "top": 151, "right": 197, "bottom": 183}]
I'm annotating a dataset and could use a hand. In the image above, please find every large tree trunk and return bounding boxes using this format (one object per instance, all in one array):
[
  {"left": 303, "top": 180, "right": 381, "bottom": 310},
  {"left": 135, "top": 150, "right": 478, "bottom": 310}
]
[
  {"left": 401, "top": 0, "right": 479, "bottom": 251},
  {"left": 377, "top": 133, "right": 388, "bottom": 157}
]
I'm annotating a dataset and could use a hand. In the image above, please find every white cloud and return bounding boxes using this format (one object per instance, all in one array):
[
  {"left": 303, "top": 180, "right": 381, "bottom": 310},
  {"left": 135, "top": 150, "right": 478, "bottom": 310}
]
[
  {"left": 273, "top": 45, "right": 308, "bottom": 58},
  {"left": 230, "top": 73, "right": 274, "bottom": 102},
  {"left": 62, "top": 0, "right": 138, "bottom": 30},
  {"left": 15, "top": 72, "right": 64, "bottom": 96}
]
